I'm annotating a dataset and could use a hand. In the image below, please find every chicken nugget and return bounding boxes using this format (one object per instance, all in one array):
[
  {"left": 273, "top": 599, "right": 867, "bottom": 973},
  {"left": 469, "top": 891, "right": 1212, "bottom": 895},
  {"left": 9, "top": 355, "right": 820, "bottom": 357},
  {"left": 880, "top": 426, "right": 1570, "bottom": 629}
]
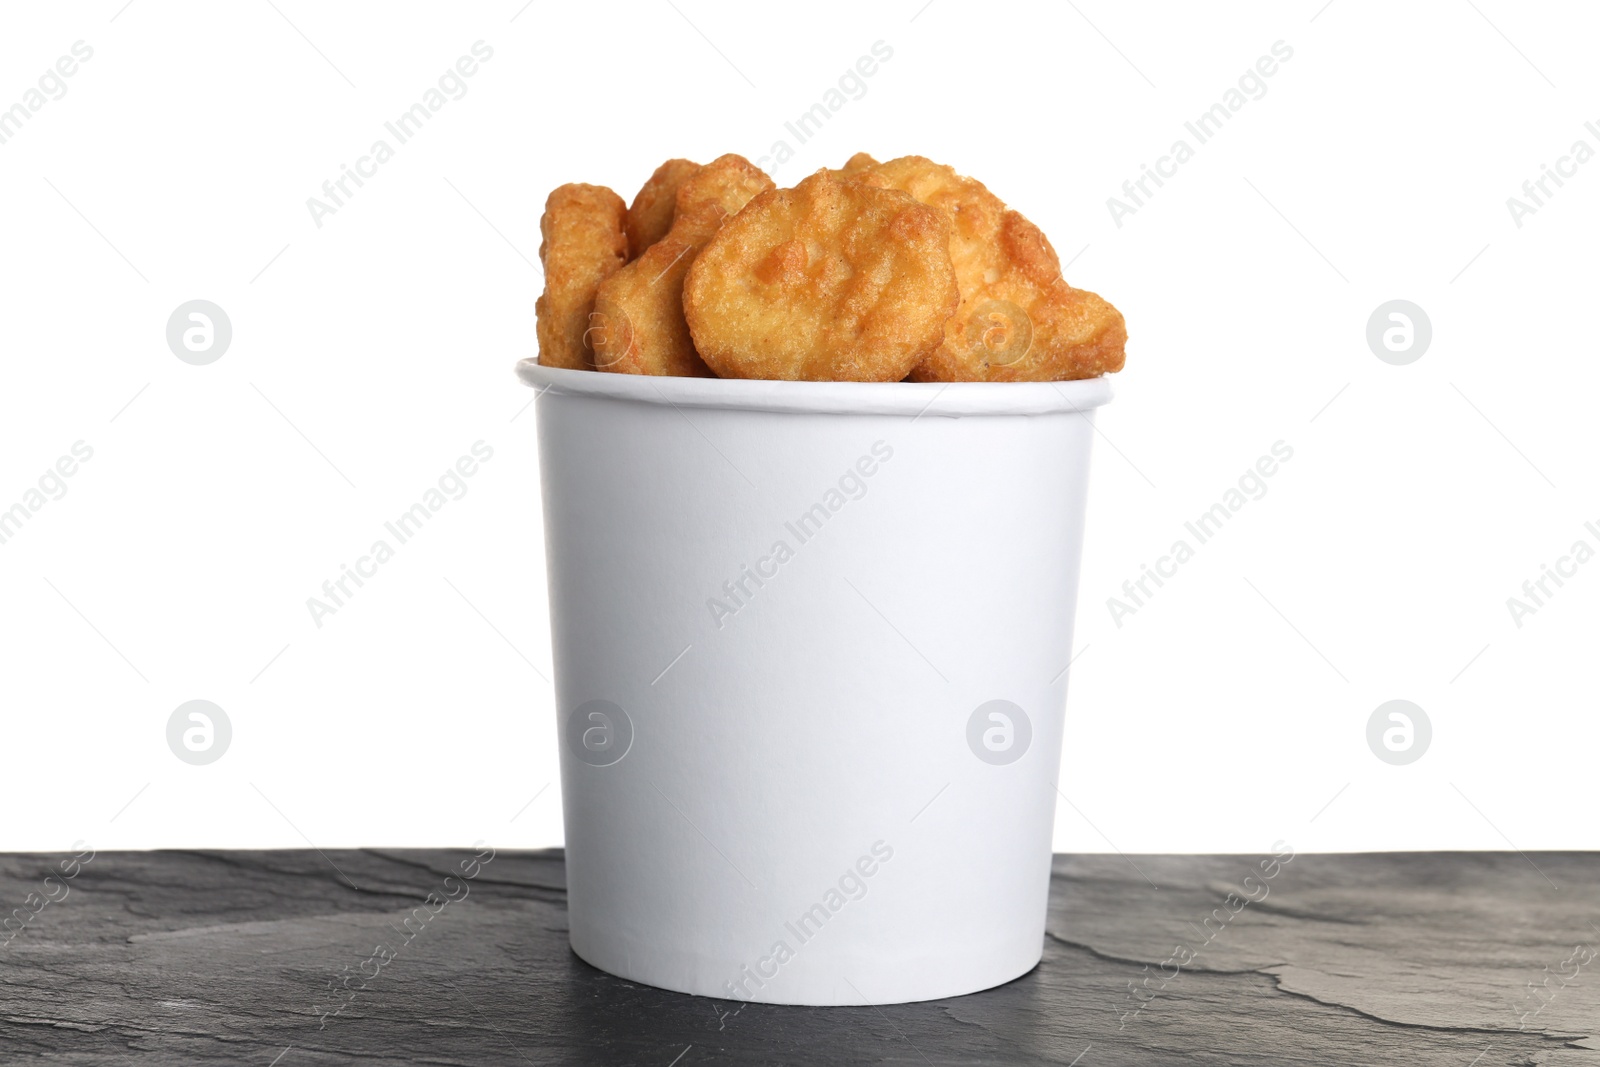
[
  {"left": 625, "top": 158, "right": 700, "bottom": 260},
  {"left": 592, "top": 154, "right": 774, "bottom": 377},
  {"left": 535, "top": 183, "right": 627, "bottom": 370},
  {"left": 682, "top": 168, "right": 959, "bottom": 381},
  {"left": 833, "top": 151, "right": 879, "bottom": 176},
  {"left": 861, "top": 155, "right": 1125, "bottom": 381}
]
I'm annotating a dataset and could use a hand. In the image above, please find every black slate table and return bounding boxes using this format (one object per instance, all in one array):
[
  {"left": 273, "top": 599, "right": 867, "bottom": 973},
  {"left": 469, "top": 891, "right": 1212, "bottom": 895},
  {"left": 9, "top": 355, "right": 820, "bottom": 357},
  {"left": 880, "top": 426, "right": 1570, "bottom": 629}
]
[{"left": 1, "top": 850, "right": 1596, "bottom": 1065}]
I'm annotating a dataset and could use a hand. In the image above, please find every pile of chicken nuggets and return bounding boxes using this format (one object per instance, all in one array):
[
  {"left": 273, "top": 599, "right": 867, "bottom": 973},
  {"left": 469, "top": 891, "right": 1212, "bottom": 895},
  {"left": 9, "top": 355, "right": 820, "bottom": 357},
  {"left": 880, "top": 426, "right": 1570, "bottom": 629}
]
[{"left": 535, "top": 153, "right": 1126, "bottom": 383}]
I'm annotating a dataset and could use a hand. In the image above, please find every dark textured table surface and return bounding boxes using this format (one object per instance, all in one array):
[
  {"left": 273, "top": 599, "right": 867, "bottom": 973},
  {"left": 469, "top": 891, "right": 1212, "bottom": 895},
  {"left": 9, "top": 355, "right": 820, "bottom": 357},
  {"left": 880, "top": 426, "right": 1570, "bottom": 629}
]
[{"left": 1, "top": 849, "right": 1596, "bottom": 1065}]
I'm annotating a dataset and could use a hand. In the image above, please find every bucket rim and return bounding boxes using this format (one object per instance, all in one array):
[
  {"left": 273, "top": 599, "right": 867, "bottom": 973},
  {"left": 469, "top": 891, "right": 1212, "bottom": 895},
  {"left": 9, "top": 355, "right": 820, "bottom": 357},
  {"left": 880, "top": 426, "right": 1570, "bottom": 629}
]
[{"left": 515, "top": 360, "right": 1115, "bottom": 417}]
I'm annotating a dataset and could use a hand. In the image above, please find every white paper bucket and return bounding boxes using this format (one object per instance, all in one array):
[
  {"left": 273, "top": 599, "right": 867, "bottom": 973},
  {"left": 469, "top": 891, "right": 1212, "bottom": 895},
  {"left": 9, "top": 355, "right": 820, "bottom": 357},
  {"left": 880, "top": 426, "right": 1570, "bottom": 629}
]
[{"left": 518, "top": 359, "right": 1112, "bottom": 1006}]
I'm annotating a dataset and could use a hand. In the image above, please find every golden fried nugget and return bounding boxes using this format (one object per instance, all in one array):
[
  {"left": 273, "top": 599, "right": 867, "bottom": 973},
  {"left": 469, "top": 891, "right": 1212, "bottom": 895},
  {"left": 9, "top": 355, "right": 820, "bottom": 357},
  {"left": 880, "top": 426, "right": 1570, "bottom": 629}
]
[
  {"left": 833, "top": 151, "right": 878, "bottom": 176},
  {"left": 592, "top": 154, "right": 774, "bottom": 377},
  {"left": 625, "top": 158, "right": 700, "bottom": 260},
  {"left": 535, "top": 183, "right": 627, "bottom": 371},
  {"left": 861, "top": 155, "right": 1125, "bottom": 381},
  {"left": 682, "top": 168, "right": 959, "bottom": 382}
]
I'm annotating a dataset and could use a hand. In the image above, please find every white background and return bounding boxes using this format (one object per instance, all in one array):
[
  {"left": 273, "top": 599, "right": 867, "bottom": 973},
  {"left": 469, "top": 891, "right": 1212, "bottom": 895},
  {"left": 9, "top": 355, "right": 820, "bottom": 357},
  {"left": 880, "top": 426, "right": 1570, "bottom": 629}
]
[{"left": 1, "top": 0, "right": 1595, "bottom": 855}]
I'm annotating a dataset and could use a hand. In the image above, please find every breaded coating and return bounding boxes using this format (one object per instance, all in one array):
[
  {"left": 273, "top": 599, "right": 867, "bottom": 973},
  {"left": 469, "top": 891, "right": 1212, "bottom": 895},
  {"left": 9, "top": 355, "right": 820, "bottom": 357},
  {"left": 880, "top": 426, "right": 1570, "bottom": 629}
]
[
  {"left": 861, "top": 156, "right": 1125, "bottom": 381},
  {"left": 535, "top": 183, "right": 628, "bottom": 370},
  {"left": 592, "top": 154, "right": 774, "bottom": 377},
  {"left": 683, "top": 168, "right": 959, "bottom": 382},
  {"left": 834, "top": 152, "right": 879, "bottom": 176},
  {"left": 625, "top": 158, "right": 700, "bottom": 260}
]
